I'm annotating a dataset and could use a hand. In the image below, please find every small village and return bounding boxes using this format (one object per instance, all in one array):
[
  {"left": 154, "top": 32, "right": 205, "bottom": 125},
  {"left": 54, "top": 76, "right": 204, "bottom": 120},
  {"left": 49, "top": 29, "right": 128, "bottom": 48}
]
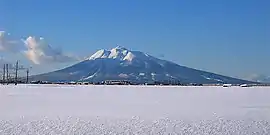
[{"left": 26, "top": 80, "right": 270, "bottom": 87}]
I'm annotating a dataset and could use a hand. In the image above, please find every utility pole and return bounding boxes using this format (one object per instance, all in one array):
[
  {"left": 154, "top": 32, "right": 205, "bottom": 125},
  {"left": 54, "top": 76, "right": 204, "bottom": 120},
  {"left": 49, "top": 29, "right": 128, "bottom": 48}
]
[
  {"left": 26, "top": 68, "right": 29, "bottom": 84},
  {"left": 6, "top": 64, "right": 8, "bottom": 84},
  {"left": 3, "top": 64, "right": 5, "bottom": 83},
  {"left": 15, "top": 61, "right": 18, "bottom": 85}
]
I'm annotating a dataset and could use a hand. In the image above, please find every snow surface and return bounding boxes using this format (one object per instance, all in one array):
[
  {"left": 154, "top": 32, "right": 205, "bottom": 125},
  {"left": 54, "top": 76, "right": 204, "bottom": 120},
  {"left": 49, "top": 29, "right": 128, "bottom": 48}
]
[
  {"left": 201, "top": 75, "right": 224, "bottom": 82},
  {"left": 87, "top": 46, "right": 145, "bottom": 62},
  {"left": 1, "top": 85, "right": 270, "bottom": 134}
]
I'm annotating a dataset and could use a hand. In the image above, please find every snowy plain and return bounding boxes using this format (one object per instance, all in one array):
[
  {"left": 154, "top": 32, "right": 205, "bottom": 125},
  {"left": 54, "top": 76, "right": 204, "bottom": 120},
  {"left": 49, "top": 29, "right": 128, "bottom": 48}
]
[{"left": 0, "top": 84, "right": 270, "bottom": 134}]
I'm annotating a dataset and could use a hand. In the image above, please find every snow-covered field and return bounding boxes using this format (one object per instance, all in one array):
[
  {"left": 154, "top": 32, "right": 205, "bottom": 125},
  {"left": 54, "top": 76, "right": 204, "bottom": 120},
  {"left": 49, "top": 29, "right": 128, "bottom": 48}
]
[{"left": 1, "top": 85, "right": 270, "bottom": 134}]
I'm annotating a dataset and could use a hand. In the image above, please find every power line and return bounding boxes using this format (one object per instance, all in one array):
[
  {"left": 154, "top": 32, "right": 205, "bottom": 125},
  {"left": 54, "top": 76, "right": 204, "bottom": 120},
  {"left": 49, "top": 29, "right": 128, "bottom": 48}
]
[{"left": 1, "top": 60, "right": 31, "bottom": 85}]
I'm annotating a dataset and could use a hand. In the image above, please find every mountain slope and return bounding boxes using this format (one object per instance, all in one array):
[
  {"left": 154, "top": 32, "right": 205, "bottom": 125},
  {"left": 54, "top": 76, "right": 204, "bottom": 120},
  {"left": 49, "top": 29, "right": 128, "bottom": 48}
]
[{"left": 31, "top": 46, "right": 254, "bottom": 84}]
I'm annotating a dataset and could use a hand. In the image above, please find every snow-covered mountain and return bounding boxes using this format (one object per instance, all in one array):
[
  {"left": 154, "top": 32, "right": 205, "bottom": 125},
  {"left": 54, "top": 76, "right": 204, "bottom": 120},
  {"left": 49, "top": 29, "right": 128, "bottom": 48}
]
[{"left": 32, "top": 46, "right": 254, "bottom": 84}]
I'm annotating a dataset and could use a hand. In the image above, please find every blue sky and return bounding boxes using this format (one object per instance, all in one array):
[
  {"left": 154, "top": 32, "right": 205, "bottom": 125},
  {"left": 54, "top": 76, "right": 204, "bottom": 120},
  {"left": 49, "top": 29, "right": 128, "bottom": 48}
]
[{"left": 1, "top": 0, "right": 269, "bottom": 78}]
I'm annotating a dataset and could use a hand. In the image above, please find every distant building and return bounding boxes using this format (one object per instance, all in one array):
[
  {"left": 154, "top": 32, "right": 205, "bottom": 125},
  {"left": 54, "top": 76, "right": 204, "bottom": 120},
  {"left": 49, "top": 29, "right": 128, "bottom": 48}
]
[
  {"left": 104, "top": 80, "right": 131, "bottom": 85},
  {"left": 240, "top": 84, "right": 253, "bottom": 87},
  {"left": 223, "top": 84, "right": 232, "bottom": 87},
  {"left": 82, "top": 82, "right": 90, "bottom": 85},
  {"left": 68, "top": 81, "right": 76, "bottom": 85}
]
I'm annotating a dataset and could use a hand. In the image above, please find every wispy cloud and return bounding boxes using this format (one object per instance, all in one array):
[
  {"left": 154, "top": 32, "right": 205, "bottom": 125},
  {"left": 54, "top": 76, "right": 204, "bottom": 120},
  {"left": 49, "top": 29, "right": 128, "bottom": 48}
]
[
  {"left": 244, "top": 73, "right": 270, "bottom": 82},
  {"left": 0, "top": 31, "right": 20, "bottom": 52},
  {"left": 23, "top": 36, "right": 79, "bottom": 65},
  {"left": 0, "top": 57, "right": 10, "bottom": 66}
]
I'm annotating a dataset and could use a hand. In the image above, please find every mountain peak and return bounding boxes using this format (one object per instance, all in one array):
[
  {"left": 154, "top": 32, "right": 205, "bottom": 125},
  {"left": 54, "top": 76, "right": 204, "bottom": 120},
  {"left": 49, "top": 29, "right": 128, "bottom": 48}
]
[
  {"left": 87, "top": 46, "right": 136, "bottom": 61},
  {"left": 113, "top": 45, "right": 127, "bottom": 50}
]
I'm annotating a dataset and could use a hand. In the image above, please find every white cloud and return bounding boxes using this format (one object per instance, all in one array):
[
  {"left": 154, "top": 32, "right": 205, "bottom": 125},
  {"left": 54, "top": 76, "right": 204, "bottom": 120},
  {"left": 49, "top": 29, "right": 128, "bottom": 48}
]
[
  {"left": 0, "top": 31, "right": 20, "bottom": 52},
  {"left": 23, "top": 36, "right": 79, "bottom": 64}
]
